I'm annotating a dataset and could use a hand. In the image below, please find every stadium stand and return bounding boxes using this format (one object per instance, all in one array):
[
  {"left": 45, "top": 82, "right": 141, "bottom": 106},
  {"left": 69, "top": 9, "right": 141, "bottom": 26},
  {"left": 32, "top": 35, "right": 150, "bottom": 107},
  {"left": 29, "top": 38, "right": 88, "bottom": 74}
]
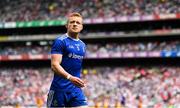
[
  {"left": 0, "top": 67, "right": 179, "bottom": 107},
  {"left": 0, "top": 0, "right": 179, "bottom": 22},
  {"left": 0, "top": 0, "right": 179, "bottom": 107}
]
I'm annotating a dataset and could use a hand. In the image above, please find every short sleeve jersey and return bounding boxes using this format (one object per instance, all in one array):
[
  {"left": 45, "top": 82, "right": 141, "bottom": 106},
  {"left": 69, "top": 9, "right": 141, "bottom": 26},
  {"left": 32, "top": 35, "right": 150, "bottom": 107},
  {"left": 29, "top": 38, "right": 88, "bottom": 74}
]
[{"left": 51, "top": 34, "right": 86, "bottom": 91}]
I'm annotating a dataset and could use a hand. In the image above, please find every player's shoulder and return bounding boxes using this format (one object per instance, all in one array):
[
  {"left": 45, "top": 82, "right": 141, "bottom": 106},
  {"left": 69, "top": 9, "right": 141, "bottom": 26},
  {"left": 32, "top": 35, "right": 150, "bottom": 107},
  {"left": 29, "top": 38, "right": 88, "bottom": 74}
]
[
  {"left": 55, "top": 34, "right": 68, "bottom": 41},
  {"left": 79, "top": 39, "right": 86, "bottom": 46}
]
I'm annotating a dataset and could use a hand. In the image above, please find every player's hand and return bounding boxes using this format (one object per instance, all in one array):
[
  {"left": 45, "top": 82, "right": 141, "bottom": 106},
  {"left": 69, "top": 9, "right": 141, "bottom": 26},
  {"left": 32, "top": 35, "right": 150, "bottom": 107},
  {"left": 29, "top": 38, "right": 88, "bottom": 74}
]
[{"left": 69, "top": 76, "right": 85, "bottom": 88}]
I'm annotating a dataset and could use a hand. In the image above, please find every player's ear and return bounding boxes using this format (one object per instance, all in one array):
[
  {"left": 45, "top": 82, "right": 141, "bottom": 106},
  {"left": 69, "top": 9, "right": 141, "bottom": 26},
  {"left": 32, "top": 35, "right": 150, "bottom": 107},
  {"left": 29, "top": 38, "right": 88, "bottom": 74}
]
[
  {"left": 65, "top": 24, "right": 68, "bottom": 29},
  {"left": 80, "top": 24, "right": 83, "bottom": 31},
  {"left": 65, "top": 20, "right": 68, "bottom": 28}
]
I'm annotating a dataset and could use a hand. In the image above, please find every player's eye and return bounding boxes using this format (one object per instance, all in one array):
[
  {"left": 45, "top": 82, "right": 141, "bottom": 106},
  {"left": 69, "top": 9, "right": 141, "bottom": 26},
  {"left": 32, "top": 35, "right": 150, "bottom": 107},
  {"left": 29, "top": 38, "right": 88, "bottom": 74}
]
[
  {"left": 76, "top": 21, "right": 80, "bottom": 24},
  {"left": 69, "top": 21, "right": 75, "bottom": 24}
]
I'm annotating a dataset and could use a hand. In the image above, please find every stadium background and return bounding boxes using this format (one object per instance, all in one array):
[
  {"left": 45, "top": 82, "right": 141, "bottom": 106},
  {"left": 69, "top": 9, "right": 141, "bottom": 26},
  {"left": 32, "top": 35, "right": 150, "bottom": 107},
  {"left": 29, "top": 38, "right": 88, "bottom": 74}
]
[{"left": 0, "top": 0, "right": 179, "bottom": 108}]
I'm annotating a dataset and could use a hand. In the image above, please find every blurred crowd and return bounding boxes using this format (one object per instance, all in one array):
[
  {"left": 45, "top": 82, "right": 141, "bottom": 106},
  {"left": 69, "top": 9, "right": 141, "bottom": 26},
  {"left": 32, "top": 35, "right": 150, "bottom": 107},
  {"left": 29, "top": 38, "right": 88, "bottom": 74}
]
[
  {"left": 83, "top": 66, "right": 180, "bottom": 107},
  {"left": 0, "top": 66, "right": 179, "bottom": 107},
  {"left": 0, "top": 45, "right": 50, "bottom": 55},
  {"left": 86, "top": 41, "right": 180, "bottom": 57},
  {"left": 0, "top": 68, "right": 52, "bottom": 107},
  {"left": 0, "top": 41, "right": 179, "bottom": 56},
  {"left": 0, "top": 0, "right": 179, "bottom": 22}
]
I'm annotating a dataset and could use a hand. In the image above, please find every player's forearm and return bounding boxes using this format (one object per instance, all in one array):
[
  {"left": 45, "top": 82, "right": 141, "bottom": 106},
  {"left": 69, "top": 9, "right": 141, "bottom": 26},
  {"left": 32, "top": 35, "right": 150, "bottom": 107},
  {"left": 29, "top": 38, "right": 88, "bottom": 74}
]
[
  {"left": 51, "top": 61, "right": 85, "bottom": 87},
  {"left": 51, "top": 63, "right": 71, "bottom": 79}
]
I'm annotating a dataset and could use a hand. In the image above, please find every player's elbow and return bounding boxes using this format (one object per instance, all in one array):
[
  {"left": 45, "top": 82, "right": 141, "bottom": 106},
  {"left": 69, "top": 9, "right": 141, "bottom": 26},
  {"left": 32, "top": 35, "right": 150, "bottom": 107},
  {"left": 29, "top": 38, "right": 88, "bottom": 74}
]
[{"left": 51, "top": 62, "right": 57, "bottom": 72}]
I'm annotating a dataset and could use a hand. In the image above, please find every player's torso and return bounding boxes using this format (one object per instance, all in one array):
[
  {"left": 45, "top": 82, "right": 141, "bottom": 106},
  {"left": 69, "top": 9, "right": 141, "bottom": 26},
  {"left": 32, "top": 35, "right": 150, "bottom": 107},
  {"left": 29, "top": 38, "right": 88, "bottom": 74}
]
[
  {"left": 60, "top": 37, "right": 86, "bottom": 76},
  {"left": 51, "top": 35, "right": 86, "bottom": 91},
  {"left": 63, "top": 37, "right": 85, "bottom": 60}
]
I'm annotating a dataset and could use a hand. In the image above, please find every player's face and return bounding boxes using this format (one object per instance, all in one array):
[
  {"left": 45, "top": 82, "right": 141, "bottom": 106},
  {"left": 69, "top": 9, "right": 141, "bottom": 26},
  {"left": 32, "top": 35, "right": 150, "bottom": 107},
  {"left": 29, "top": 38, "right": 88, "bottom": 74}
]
[{"left": 66, "top": 16, "right": 83, "bottom": 33}]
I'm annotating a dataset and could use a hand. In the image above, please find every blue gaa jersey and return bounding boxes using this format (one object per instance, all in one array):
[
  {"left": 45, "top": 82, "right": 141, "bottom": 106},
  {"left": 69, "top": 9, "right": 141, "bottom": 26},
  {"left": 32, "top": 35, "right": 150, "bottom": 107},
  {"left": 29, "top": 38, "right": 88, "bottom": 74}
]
[{"left": 51, "top": 34, "right": 86, "bottom": 92}]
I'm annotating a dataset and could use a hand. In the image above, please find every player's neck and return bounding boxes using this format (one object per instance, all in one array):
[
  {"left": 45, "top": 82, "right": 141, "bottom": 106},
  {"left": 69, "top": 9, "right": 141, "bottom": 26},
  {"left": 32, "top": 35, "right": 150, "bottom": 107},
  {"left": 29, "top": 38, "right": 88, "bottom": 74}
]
[{"left": 67, "top": 32, "right": 79, "bottom": 39}]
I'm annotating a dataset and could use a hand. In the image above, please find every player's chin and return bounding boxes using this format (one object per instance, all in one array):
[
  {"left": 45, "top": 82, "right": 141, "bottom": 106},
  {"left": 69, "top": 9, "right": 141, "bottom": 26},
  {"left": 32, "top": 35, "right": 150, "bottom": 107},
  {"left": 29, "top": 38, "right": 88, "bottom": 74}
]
[
  {"left": 71, "top": 28, "right": 81, "bottom": 32},
  {"left": 71, "top": 30, "right": 80, "bottom": 34}
]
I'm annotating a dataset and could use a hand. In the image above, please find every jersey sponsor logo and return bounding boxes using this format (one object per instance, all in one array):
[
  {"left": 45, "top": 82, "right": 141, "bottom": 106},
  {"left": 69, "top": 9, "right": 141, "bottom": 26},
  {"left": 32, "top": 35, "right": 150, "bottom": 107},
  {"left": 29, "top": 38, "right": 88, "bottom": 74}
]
[{"left": 68, "top": 53, "right": 83, "bottom": 59}]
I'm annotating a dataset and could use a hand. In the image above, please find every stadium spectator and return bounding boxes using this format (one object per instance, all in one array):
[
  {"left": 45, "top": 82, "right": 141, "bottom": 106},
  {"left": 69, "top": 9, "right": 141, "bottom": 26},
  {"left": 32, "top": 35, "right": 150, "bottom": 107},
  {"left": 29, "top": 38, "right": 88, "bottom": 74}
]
[
  {"left": 0, "top": 41, "right": 179, "bottom": 58},
  {"left": 0, "top": 0, "right": 179, "bottom": 22},
  {"left": 0, "top": 66, "right": 179, "bottom": 107}
]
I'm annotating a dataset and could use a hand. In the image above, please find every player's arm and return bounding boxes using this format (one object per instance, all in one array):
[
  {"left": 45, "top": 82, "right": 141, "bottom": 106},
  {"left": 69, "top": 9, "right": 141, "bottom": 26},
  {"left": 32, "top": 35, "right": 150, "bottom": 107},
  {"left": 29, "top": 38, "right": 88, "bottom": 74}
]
[{"left": 51, "top": 54, "right": 85, "bottom": 87}]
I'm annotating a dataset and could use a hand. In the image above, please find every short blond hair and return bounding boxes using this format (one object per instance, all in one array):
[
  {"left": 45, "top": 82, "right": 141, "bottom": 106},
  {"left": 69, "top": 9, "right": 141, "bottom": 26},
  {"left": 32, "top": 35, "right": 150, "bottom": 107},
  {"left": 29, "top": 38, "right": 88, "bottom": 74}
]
[
  {"left": 68, "top": 12, "right": 82, "bottom": 18},
  {"left": 67, "top": 12, "right": 83, "bottom": 24}
]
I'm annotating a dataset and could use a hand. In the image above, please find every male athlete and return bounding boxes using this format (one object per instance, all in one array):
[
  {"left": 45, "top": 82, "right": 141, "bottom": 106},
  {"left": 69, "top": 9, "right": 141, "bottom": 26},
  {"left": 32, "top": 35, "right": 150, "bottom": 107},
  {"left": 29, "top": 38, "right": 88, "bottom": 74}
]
[{"left": 47, "top": 13, "right": 88, "bottom": 107}]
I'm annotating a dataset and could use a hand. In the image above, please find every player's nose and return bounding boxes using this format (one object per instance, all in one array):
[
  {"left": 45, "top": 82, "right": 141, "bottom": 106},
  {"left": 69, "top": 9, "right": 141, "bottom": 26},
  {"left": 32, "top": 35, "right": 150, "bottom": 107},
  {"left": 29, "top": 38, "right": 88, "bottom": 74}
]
[
  {"left": 73, "top": 23, "right": 78, "bottom": 27},
  {"left": 74, "top": 22, "right": 79, "bottom": 25}
]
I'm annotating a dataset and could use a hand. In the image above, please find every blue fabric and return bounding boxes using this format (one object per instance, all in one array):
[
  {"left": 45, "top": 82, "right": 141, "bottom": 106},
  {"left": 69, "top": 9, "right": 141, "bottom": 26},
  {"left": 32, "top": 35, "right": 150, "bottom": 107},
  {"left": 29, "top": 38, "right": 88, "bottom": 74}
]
[
  {"left": 50, "top": 34, "right": 86, "bottom": 92},
  {"left": 47, "top": 86, "right": 87, "bottom": 107}
]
